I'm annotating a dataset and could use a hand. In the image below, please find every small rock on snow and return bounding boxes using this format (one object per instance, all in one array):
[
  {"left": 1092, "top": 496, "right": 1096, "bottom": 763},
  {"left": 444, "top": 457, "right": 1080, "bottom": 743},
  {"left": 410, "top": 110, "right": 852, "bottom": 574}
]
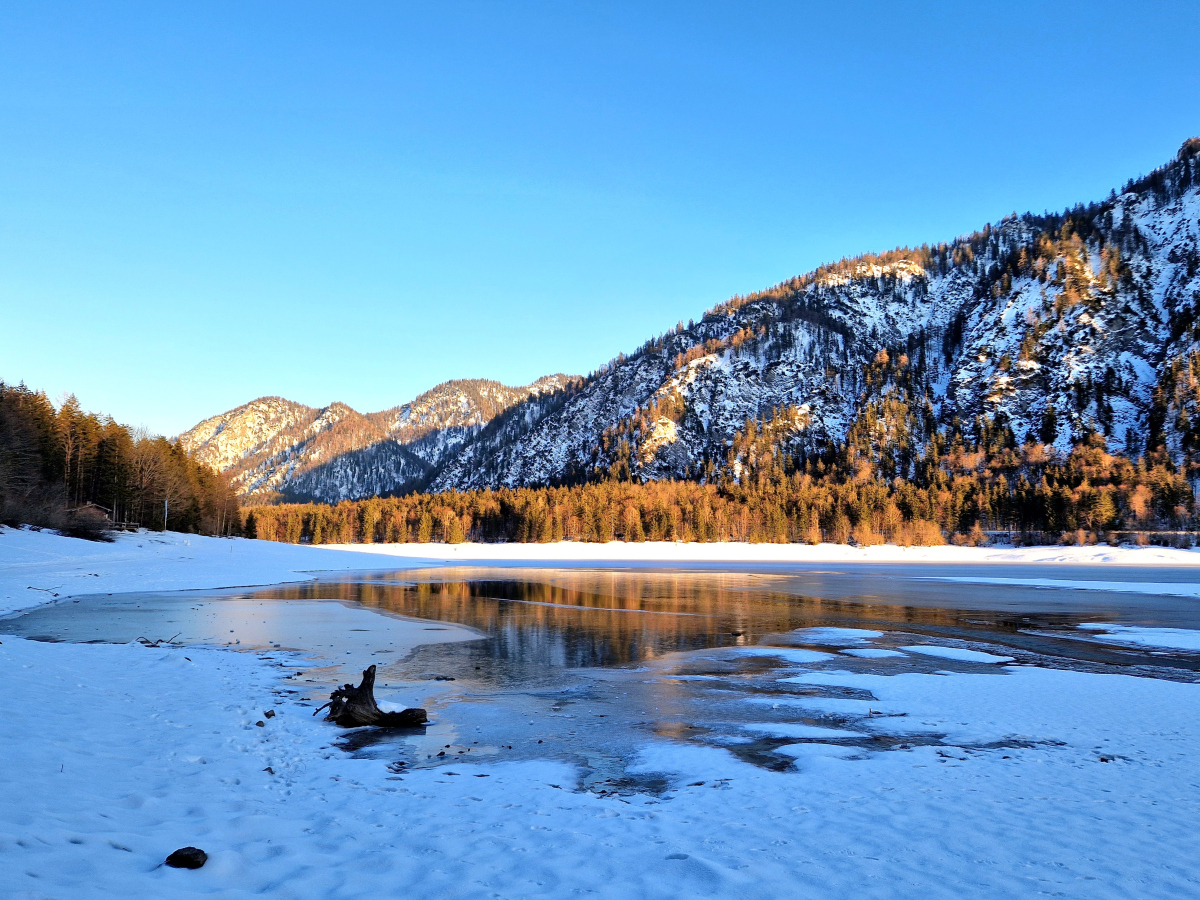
[{"left": 165, "top": 847, "right": 207, "bottom": 869}]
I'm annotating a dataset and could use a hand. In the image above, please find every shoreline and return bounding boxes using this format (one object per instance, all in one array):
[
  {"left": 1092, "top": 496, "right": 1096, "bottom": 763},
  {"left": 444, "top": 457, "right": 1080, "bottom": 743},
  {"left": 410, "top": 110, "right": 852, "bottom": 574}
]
[
  {"left": 5, "top": 525, "right": 1200, "bottom": 617},
  {"left": 0, "top": 525, "right": 434, "bottom": 617},
  {"left": 319, "top": 536, "right": 1200, "bottom": 567}
]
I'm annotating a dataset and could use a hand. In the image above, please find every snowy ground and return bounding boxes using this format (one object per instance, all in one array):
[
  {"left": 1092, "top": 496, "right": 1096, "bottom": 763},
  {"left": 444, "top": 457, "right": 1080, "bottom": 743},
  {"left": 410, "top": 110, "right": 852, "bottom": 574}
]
[
  {"left": 1076, "top": 623, "right": 1200, "bottom": 651},
  {"left": 3, "top": 527, "right": 1200, "bottom": 898}
]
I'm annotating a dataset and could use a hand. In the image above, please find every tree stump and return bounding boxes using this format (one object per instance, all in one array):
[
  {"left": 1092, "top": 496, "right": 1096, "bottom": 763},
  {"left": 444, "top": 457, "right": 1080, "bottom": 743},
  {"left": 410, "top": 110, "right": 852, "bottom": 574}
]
[{"left": 314, "top": 665, "right": 428, "bottom": 728}]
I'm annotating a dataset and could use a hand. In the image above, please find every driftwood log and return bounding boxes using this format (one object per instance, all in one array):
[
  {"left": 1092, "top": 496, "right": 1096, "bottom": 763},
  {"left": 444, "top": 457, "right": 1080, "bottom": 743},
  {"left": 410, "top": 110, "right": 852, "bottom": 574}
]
[{"left": 314, "top": 665, "right": 428, "bottom": 728}]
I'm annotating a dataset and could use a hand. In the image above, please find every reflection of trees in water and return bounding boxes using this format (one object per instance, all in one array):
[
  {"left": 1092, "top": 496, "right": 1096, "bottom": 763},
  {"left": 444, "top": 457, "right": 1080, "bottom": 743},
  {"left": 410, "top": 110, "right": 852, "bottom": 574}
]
[{"left": 249, "top": 569, "right": 1007, "bottom": 668}]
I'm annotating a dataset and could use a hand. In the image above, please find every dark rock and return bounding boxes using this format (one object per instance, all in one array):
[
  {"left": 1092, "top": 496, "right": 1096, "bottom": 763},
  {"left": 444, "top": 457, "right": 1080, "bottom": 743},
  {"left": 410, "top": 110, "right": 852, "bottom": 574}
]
[
  {"left": 165, "top": 847, "right": 207, "bottom": 869},
  {"left": 264, "top": 710, "right": 275, "bottom": 718},
  {"left": 255, "top": 721, "right": 265, "bottom": 727}
]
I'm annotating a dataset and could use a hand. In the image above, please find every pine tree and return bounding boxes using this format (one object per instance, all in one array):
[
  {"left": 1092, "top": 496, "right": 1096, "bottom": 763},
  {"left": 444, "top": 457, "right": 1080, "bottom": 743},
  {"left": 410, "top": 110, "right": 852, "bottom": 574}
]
[{"left": 1040, "top": 404, "right": 1058, "bottom": 446}]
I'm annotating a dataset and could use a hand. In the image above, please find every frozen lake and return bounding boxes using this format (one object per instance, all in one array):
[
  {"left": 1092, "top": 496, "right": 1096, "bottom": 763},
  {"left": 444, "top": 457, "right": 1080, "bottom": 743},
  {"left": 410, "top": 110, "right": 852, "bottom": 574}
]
[{"left": 6, "top": 563, "right": 1200, "bottom": 790}]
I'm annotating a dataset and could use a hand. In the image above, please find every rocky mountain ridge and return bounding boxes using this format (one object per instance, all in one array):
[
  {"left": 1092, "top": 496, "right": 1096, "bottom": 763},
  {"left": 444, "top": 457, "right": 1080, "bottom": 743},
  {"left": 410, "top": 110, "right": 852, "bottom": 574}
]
[{"left": 177, "top": 376, "right": 573, "bottom": 501}]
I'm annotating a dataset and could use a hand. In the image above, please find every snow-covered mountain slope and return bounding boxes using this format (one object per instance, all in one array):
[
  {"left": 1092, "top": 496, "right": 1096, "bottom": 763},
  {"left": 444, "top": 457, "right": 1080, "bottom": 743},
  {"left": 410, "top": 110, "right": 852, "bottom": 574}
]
[
  {"left": 430, "top": 139, "right": 1200, "bottom": 490},
  {"left": 178, "top": 377, "right": 574, "bottom": 501},
  {"left": 372, "top": 375, "right": 573, "bottom": 468},
  {"left": 186, "top": 140, "right": 1200, "bottom": 500},
  {"left": 179, "top": 399, "right": 389, "bottom": 499}
]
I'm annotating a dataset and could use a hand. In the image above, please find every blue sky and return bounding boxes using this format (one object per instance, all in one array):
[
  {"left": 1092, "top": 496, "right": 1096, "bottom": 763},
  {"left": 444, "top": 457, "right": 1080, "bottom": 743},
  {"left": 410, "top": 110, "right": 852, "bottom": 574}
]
[{"left": 2, "top": 1, "right": 1198, "bottom": 436}]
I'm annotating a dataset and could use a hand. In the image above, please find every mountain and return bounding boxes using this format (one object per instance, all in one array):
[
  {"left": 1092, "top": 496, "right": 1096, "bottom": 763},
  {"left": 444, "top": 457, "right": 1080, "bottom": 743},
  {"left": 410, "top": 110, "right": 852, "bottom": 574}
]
[
  {"left": 186, "top": 140, "right": 1200, "bottom": 501},
  {"left": 177, "top": 376, "right": 574, "bottom": 501},
  {"left": 427, "top": 139, "right": 1200, "bottom": 491}
]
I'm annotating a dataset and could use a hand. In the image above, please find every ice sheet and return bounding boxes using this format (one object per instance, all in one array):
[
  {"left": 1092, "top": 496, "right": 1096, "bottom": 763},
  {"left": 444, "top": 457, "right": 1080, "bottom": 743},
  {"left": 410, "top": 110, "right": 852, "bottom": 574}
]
[
  {"left": 1077, "top": 623, "right": 1200, "bottom": 651},
  {"left": 901, "top": 645, "right": 1015, "bottom": 664}
]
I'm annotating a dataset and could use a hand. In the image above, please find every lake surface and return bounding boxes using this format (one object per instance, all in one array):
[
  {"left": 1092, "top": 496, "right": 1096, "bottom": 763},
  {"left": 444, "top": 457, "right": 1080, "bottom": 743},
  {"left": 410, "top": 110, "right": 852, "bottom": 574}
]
[{"left": 5, "top": 564, "right": 1199, "bottom": 789}]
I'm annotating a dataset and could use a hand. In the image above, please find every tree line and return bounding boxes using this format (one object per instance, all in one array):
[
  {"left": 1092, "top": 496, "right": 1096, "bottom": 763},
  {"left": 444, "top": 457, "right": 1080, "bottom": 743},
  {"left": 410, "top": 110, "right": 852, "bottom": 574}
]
[
  {"left": 246, "top": 347, "right": 1199, "bottom": 548},
  {"left": 245, "top": 414, "right": 1196, "bottom": 549},
  {"left": 0, "top": 382, "right": 240, "bottom": 539}
]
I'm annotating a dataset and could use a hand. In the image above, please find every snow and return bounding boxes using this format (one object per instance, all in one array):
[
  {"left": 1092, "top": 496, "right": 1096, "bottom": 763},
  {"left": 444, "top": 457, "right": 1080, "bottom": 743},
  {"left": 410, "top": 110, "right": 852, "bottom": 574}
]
[
  {"left": 788, "top": 626, "right": 883, "bottom": 645},
  {"left": 900, "top": 645, "right": 1016, "bottom": 664},
  {"left": 638, "top": 416, "right": 679, "bottom": 463},
  {"left": 0, "top": 635, "right": 607, "bottom": 899},
  {"left": 1078, "top": 623, "right": 1200, "bottom": 652},
  {"left": 841, "top": 647, "right": 908, "bottom": 659},
  {"left": 730, "top": 647, "right": 835, "bottom": 663},
  {"left": 739, "top": 722, "right": 868, "bottom": 740},
  {"left": 4, "top": 527, "right": 1200, "bottom": 897},
  {"left": 773, "top": 742, "right": 862, "bottom": 760}
]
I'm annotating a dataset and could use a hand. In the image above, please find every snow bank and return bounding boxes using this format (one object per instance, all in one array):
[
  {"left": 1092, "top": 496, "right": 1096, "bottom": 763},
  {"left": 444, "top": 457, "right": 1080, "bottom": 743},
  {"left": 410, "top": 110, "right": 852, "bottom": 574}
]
[
  {"left": 790, "top": 627, "right": 883, "bottom": 645},
  {"left": 1078, "top": 623, "right": 1200, "bottom": 651},
  {"left": 900, "top": 645, "right": 1016, "bottom": 664},
  {"left": 841, "top": 647, "right": 907, "bottom": 659}
]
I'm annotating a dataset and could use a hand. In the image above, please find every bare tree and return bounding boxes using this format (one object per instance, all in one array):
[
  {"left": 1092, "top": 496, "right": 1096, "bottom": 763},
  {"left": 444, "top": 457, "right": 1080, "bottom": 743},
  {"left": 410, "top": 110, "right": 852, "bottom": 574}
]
[{"left": 129, "top": 429, "right": 165, "bottom": 526}]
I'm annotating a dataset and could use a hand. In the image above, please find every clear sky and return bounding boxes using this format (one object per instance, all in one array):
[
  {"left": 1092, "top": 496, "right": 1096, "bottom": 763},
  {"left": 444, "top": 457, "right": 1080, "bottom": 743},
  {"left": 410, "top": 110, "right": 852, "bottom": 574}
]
[{"left": 2, "top": 1, "right": 1198, "bottom": 436}]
